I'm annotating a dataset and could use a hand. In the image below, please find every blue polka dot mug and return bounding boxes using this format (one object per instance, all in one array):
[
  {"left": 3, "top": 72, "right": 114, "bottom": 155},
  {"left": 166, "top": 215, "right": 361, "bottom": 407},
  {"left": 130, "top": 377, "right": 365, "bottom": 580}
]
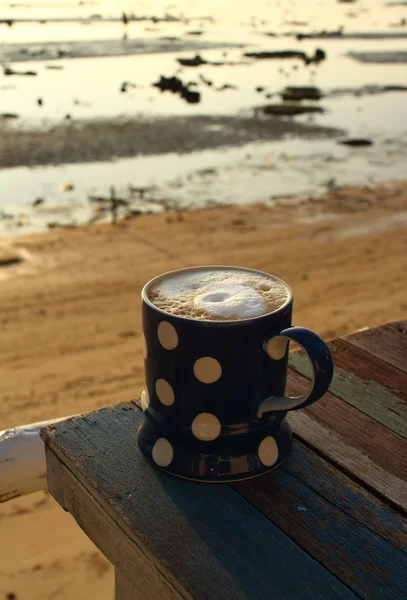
[{"left": 137, "top": 266, "right": 333, "bottom": 482}]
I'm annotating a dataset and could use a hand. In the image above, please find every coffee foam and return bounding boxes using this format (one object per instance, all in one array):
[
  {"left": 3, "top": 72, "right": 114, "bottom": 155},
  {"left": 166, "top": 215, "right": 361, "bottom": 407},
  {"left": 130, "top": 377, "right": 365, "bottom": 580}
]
[{"left": 148, "top": 269, "right": 288, "bottom": 321}]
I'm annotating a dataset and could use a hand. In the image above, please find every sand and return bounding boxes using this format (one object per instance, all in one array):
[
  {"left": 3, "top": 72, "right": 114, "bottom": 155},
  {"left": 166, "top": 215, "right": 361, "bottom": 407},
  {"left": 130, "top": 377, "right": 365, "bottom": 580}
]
[{"left": 1, "top": 181, "right": 407, "bottom": 599}]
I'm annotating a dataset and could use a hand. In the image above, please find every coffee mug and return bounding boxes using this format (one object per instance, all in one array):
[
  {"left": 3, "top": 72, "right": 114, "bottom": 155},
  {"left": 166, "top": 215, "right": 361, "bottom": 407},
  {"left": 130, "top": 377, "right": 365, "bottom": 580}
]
[{"left": 137, "top": 266, "right": 333, "bottom": 482}]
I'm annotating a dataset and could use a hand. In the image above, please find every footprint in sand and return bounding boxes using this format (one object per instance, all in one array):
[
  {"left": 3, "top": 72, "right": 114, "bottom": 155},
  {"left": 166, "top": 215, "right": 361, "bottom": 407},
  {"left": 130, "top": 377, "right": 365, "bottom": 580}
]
[
  {"left": 0, "top": 246, "right": 35, "bottom": 281},
  {"left": 0, "top": 247, "right": 23, "bottom": 268}
]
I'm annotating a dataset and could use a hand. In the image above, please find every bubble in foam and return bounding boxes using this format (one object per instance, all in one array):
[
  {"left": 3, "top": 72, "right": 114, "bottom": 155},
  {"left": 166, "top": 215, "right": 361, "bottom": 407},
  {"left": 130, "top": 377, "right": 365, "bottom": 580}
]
[{"left": 195, "top": 285, "right": 266, "bottom": 319}]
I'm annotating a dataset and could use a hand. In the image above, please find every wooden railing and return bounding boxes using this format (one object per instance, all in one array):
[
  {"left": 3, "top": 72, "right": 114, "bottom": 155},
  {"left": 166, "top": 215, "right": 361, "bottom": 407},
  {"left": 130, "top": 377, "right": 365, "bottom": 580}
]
[{"left": 0, "top": 417, "right": 70, "bottom": 503}]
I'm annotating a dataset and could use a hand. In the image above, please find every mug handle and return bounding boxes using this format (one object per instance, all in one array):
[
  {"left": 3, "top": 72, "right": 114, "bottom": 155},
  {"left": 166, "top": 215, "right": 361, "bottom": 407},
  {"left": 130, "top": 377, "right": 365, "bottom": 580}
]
[{"left": 257, "top": 326, "right": 333, "bottom": 416}]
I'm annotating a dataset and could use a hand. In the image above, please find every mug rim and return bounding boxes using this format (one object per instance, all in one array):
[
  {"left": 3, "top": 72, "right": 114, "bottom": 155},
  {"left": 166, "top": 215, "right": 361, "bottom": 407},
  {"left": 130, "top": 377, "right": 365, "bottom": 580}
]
[{"left": 142, "top": 265, "right": 293, "bottom": 324}]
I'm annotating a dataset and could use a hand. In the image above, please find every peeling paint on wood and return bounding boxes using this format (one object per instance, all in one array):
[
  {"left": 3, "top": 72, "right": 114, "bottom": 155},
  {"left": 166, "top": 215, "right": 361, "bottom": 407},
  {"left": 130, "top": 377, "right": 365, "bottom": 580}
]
[
  {"left": 289, "top": 352, "right": 407, "bottom": 438},
  {"left": 344, "top": 320, "right": 407, "bottom": 374},
  {"left": 286, "top": 368, "right": 407, "bottom": 488},
  {"left": 288, "top": 407, "right": 407, "bottom": 511},
  {"left": 42, "top": 405, "right": 358, "bottom": 600},
  {"left": 282, "top": 442, "right": 407, "bottom": 552},
  {"left": 331, "top": 339, "right": 407, "bottom": 403},
  {"left": 234, "top": 443, "right": 407, "bottom": 599}
]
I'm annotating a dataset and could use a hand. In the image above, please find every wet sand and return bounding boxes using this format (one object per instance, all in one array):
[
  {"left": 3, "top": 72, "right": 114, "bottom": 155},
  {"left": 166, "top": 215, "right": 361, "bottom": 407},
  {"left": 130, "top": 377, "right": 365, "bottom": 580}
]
[
  {"left": 0, "top": 115, "right": 341, "bottom": 168},
  {"left": 0, "top": 36, "right": 239, "bottom": 63},
  {"left": 1, "top": 181, "right": 406, "bottom": 599}
]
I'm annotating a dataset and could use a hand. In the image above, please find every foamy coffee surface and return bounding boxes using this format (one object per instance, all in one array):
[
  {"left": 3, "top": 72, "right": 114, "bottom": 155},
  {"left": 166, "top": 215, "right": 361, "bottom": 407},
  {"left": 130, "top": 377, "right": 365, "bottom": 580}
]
[{"left": 149, "top": 269, "right": 288, "bottom": 320}]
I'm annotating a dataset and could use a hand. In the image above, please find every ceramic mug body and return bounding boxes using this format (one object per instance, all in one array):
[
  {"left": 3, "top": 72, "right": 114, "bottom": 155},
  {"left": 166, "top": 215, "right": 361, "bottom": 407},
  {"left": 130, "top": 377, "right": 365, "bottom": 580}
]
[{"left": 137, "top": 266, "right": 333, "bottom": 482}]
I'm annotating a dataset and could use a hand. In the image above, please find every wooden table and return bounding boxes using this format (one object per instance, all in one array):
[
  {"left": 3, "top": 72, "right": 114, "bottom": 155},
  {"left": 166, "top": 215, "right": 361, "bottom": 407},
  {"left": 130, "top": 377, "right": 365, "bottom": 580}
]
[{"left": 41, "top": 320, "right": 407, "bottom": 600}]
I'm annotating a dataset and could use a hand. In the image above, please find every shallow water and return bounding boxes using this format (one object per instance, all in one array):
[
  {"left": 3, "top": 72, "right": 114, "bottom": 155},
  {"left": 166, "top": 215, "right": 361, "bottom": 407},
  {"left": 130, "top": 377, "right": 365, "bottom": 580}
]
[
  {"left": 1, "top": 0, "right": 407, "bottom": 234},
  {"left": 2, "top": 136, "right": 406, "bottom": 235}
]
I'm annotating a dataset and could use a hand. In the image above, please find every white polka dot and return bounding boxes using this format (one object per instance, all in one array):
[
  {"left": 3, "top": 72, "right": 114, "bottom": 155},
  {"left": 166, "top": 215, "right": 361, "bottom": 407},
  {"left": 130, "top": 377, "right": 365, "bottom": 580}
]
[
  {"left": 264, "top": 336, "right": 289, "bottom": 360},
  {"left": 192, "top": 413, "right": 221, "bottom": 441},
  {"left": 155, "top": 378, "right": 174, "bottom": 406},
  {"left": 152, "top": 438, "right": 173, "bottom": 467},
  {"left": 193, "top": 357, "right": 222, "bottom": 384},
  {"left": 158, "top": 321, "right": 178, "bottom": 350},
  {"left": 140, "top": 387, "right": 150, "bottom": 411},
  {"left": 142, "top": 332, "right": 148, "bottom": 360},
  {"left": 258, "top": 436, "right": 279, "bottom": 467}
]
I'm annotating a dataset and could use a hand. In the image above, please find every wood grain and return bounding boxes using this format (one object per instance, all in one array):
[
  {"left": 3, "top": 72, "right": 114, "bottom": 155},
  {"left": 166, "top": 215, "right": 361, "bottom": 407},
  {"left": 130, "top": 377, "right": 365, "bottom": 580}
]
[
  {"left": 233, "top": 441, "right": 407, "bottom": 599},
  {"left": 330, "top": 338, "right": 407, "bottom": 403},
  {"left": 45, "top": 448, "right": 186, "bottom": 600},
  {"left": 281, "top": 441, "right": 407, "bottom": 553},
  {"left": 286, "top": 370, "right": 407, "bottom": 511},
  {"left": 41, "top": 405, "right": 358, "bottom": 600},
  {"left": 344, "top": 320, "right": 407, "bottom": 374},
  {"left": 330, "top": 338, "right": 407, "bottom": 435},
  {"left": 136, "top": 396, "right": 407, "bottom": 550},
  {"left": 289, "top": 342, "right": 407, "bottom": 439},
  {"left": 116, "top": 569, "right": 142, "bottom": 600}
]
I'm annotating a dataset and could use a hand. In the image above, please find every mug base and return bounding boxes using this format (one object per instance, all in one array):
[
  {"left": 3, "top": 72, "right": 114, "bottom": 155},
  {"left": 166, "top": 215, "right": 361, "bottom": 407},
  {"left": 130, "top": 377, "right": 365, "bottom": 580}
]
[{"left": 137, "top": 417, "right": 292, "bottom": 483}]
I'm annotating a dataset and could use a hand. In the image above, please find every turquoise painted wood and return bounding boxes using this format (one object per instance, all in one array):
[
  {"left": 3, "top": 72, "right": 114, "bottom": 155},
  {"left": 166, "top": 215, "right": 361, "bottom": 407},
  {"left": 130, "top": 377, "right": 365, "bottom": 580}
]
[
  {"left": 282, "top": 442, "right": 407, "bottom": 553},
  {"left": 42, "top": 404, "right": 358, "bottom": 600},
  {"left": 235, "top": 442, "right": 407, "bottom": 599}
]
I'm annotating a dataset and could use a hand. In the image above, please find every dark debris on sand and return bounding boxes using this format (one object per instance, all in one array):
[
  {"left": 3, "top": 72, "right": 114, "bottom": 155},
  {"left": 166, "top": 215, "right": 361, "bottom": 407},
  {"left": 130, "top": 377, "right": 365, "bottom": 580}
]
[
  {"left": 3, "top": 65, "right": 37, "bottom": 76},
  {"left": 339, "top": 138, "right": 373, "bottom": 146},
  {"left": 1, "top": 113, "right": 19, "bottom": 119},
  {"left": 177, "top": 53, "right": 246, "bottom": 67},
  {"left": 244, "top": 48, "right": 326, "bottom": 65},
  {"left": 280, "top": 86, "right": 323, "bottom": 101},
  {"left": 153, "top": 75, "right": 201, "bottom": 103},
  {"left": 263, "top": 104, "right": 324, "bottom": 116}
]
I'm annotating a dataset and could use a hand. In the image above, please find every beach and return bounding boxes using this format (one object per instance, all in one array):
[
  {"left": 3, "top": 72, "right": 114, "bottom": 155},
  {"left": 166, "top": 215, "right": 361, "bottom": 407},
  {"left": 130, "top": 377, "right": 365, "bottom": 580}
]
[
  {"left": 1, "top": 179, "right": 407, "bottom": 599},
  {"left": 1, "top": 0, "right": 407, "bottom": 596}
]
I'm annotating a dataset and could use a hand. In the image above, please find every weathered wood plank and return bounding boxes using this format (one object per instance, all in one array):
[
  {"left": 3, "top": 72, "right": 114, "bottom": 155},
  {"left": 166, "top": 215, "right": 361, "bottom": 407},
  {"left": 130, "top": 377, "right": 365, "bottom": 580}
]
[
  {"left": 115, "top": 569, "right": 141, "bottom": 600},
  {"left": 281, "top": 441, "right": 407, "bottom": 553},
  {"left": 289, "top": 343, "right": 407, "bottom": 439},
  {"left": 41, "top": 405, "right": 358, "bottom": 600},
  {"left": 331, "top": 338, "right": 407, "bottom": 404},
  {"left": 344, "top": 320, "right": 407, "bottom": 374},
  {"left": 234, "top": 443, "right": 407, "bottom": 599},
  {"left": 46, "top": 448, "right": 186, "bottom": 600},
  {"left": 99, "top": 400, "right": 407, "bottom": 552},
  {"left": 286, "top": 370, "right": 407, "bottom": 512}
]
